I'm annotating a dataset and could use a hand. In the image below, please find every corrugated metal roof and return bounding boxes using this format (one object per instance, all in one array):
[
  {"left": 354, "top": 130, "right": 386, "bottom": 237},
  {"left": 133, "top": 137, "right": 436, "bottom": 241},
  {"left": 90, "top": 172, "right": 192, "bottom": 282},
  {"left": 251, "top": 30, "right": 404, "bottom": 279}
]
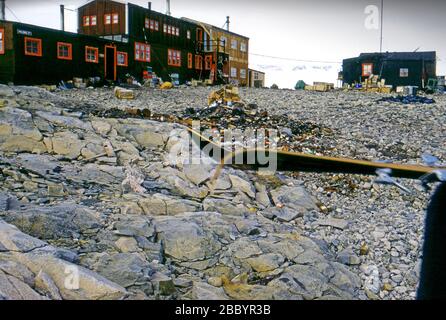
[
  {"left": 358, "top": 51, "right": 436, "bottom": 61},
  {"left": 181, "top": 17, "right": 249, "bottom": 40},
  {"left": 78, "top": 0, "right": 127, "bottom": 10}
]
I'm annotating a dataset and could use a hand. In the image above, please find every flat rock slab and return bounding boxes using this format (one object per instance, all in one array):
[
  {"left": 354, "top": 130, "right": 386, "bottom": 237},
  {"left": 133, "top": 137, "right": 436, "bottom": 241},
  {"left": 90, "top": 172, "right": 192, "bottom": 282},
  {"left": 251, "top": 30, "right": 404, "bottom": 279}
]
[{"left": 316, "top": 218, "right": 349, "bottom": 230}]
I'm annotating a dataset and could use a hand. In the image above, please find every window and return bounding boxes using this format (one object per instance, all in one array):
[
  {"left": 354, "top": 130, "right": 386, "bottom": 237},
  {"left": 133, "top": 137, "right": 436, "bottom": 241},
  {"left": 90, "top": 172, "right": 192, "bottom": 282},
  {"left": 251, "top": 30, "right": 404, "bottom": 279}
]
[
  {"left": 187, "top": 30, "right": 191, "bottom": 39},
  {"left": 24, "top": 37, "right": 42, "bottom": 57},
  {"left": 0, "top": 29, "right": 4, "bottom": 55},
  {"left": 240, "top": 42, "right": 247, "bottom": 52},
  {"left": 231, "top": 39, "right": 237, "bottom": 50},
  {"left": 83, "top": 15, "right": 97, "bottom": 27},
  {"left": 196, "top": 29, "right": 203, "bottom": 42},
  {"left": 240, "top": 69, "right": 246, "bottom": 79},
  {"left": 400, "top": 68, "right": 409, "bottom": 77},
  {"left": 168, "top": 49, "right": 181, "bottom": 67},
  {"left": 112, "top": 13, "right": 119, "bottom": 24},
  {"left": 164, "top": 25, "right": 179, "bottom": 36},
  {"left": 205, "top": 55, "right": 212, "bottom": 70},
  {"left": 362, "top": 63, "right": 373, "bottom": 77},
  {"left": 83, "top": 16, "right": 90, "bottom": 27},
  {"left": 231, "top": 67, "right": 237, "bottom": 78},
  {"left": 187, "top": 53, "right": 193, "bottom": 69},
  {"left": 117, "top": 52, "right": 128, "bottom": 66},
  {"left": 195, "top": 55, "right": 202, "bottom": 70},
  {"left": 91, "top": 16, "right": 97, "bottom": 26},
  {"left": 145, "top": 19, "right": 159, "bottom": 31},
  {"left": 85, "top": 46, "right": 99, "bottom": 63},
  {"left": 135, "top": 42, "right": 151, "bottom": 62},
  {"left": 57, "top": 42, "right": 72, "bottom": 60},
  {"left": 104, "top": 14, "right": 112, "bottom": 25},
  {"left": 220, "top": 36, "right": 227, "bottom": 50}
]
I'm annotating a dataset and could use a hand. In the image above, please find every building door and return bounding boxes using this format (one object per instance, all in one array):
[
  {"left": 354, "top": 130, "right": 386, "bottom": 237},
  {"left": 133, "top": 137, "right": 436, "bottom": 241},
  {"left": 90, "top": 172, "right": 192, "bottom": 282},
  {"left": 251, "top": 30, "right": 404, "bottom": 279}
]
[{"left": 105, "top": 45, "right": 117, "bottom": 81}]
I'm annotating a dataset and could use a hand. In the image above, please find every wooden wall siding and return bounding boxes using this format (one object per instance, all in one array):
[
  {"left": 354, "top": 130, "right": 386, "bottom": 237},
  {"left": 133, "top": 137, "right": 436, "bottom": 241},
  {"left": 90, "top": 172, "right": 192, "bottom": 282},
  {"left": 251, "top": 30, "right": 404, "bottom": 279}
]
[
  {"left": 126, "top": 4, "right": 206, "bottom": 83},
  {"left": 78, "top": 0, "right": 126, "bottom": 36},
  {"left": 0, "top": 22, "right": 132, "bottom": 85},
  {"left": 197, "top": 24, "right": 249, "bottom": 86},
  {"left": 127, "top": 39, "right": 203, "bottom": 84},
  {"left": 127, "top": 4, "right": 200, "bottom": 52},
  {"left": 248, "top": 70, "right": 265, "bottom": 88},
  {"left": 0, "top": 22, "right": 15, "bottom": 83}
]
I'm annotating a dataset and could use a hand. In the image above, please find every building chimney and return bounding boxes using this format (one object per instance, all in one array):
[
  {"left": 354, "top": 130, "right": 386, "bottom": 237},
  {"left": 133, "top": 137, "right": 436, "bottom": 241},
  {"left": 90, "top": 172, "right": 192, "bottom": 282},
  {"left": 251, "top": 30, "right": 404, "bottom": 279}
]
[
  {"left": 166, "top": 0, "right": 171, "bottom": 16},
  {"left": 148, "top": 2, "right": 151, "bottom": 10},
  {"left": 60, "top": 4, "right": 65, "bottom": 31},
  {"left": 226, "top": 16, "right": 230, "bottom": 31},
  {"left": 1, "top": 0, "right": 6, "bottom": 21}
]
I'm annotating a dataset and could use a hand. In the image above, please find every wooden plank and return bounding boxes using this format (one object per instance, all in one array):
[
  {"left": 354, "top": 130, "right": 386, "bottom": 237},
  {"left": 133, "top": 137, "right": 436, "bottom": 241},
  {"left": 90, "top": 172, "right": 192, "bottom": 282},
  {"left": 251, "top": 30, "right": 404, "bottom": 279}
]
[{"left": 187, "top": 127, "right": 439, "bottom": 180}]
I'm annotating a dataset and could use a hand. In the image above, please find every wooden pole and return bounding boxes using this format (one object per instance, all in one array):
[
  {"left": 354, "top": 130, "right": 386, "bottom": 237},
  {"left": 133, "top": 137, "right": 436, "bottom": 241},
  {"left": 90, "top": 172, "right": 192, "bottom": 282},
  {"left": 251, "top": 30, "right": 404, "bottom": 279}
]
[{"left": 380, "top": 0, "right": 384, "bottom": 53}]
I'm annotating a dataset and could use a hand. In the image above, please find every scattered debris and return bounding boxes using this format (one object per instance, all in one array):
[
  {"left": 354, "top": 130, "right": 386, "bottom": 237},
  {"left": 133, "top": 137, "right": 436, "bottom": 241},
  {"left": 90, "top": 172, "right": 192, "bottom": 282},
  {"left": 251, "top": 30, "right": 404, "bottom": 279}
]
[
  {"left": 114, "top": 87, "right": 135, "bottom": 100},
  {"left": 207, "top": 85, "right": 241, "bottom": 106},
  {"left": 377, "top": 95, "right": 435, "bottom": 104},
  {"left": 305, "top": 82, "right": 334, "bottom": 92},
  {"left": 160, "top": 82, "right": 174, "bottom": 90}
]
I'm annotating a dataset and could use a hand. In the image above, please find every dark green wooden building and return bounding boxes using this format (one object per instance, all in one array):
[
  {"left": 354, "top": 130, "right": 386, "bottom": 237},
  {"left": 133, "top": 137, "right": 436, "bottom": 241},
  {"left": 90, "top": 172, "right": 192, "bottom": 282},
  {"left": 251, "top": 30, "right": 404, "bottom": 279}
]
[{"left": 342, "top": 51, "right": 437, "bottom": 88}]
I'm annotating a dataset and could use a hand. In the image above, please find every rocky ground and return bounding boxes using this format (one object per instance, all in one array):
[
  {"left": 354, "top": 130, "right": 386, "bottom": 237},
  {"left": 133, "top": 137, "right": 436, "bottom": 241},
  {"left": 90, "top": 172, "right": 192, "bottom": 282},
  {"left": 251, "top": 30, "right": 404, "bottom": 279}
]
[{"left": 0, "top": 84, "right": 444, "bottom": 300}]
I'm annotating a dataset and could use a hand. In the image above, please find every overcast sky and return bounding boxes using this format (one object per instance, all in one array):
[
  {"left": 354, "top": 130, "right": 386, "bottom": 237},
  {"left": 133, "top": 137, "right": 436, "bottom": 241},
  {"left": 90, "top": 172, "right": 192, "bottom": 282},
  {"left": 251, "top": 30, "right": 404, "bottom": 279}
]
[{"left": 5, "top": 0, "right": 446, "bottom": 88}]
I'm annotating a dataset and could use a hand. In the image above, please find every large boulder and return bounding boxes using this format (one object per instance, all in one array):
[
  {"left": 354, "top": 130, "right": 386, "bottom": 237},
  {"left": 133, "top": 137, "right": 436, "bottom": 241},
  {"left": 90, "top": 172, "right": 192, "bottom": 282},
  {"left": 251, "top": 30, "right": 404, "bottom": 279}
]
[
  {"left": 50, "top": 131, "right": 85, "bottom": 159},
  {"left": 1, "top": 203, "right": 101, "bottom": 241},
  {"left": 0, "top": 107, "right": 46, "bottom": 153},
  {"left": 270, "top": 185, "right": 318, "bottom": 214},
  {"left": 153, "top": 214, "right": 222, "bottom": 262}
]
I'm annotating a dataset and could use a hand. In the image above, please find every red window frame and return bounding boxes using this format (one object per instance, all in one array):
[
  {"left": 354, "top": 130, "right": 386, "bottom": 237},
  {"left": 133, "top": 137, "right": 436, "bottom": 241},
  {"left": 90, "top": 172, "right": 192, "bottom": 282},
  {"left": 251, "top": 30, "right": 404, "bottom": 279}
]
[
  {"left": 90, "top": 15, "right": 97, "bottom": 26},
  {"left": 205, "top": 54, "right": 212, "bottom": 70},
  {"left": 117, "top": 51, "right": 128, "bottom": 67},
  {"left": 145, "top": 18, "right": 159, "bottom": 31},
  {"left": 135, "top": 42, "right": 151, "bottom": 62},
  {"left": 104, "top": 14, "right": 112, "bottom": 25},
  {"left": 195, "top": 55, "right": 202, "bottom": 70},
  {"left": 187, "top": 53, "right": 193, "bottom": 69},
  {"left": 362, "top": 63, "right": 373, "bottom": 77},
  {"left": 112, "top": 13, "right": 119, "bottom": 24},
  {"left": 168, "top": 49, "right": 181, "bottom": 67},
  {"left": 85, "top": 46, "right": 99, "bottom": 63},
  {"left": 164, "top": 25, "right": 179, "bottom": 36},
  {"left": 196, "top": 29, "right": 203, "bottom": 42},
  {"left": 0, "top": 28, "right": 4, "bottom": 55},
  {"left": 57, "top": 42, "right": 72, "bottom": 60},
  {"left": 24, "top": 37, "right": 42, "bottom": 57},
  {"left": 83, "top": 16, "right": 90, "bottom": 27}
]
